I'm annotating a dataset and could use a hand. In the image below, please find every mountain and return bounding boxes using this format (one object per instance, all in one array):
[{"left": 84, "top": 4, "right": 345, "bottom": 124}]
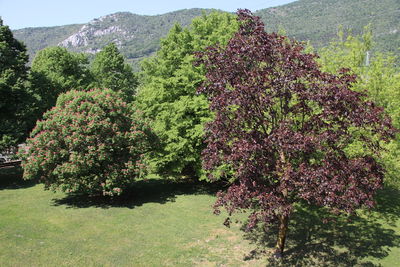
[
  {"left": 13, "top": 24, "right": 83, "bottom": 57},
  {"left": 256, "top": 0, "right": 400, "bottom": 54},
  {"left": 13, "top": 9, "right": 215, "bottom": 69},
  {"left": 12, "top": 1, "right": 400, "bottom": 69}
]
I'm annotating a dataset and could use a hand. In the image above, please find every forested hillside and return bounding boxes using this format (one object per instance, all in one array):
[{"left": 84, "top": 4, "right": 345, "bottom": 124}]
[
  {"left": 256, "top": 0, "right": 400, "bottom": 54},
  {"left": 12, "top": 0, "right": 400, "bottom": 68},
  {"left": 13, "top": 9, "right": 214, "bottom": 68},
  {"left": 13, "top": 24, "right": 82, "bottom": 60}
]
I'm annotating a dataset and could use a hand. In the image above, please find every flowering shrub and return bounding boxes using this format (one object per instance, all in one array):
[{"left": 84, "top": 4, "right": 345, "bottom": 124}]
[{"left": 20, "top": 89, "right": 152, "bottom": 196}]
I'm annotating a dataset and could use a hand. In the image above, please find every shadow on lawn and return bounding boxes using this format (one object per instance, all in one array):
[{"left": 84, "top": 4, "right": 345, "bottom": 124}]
[
  {"left": 0, "top": 167, "right": 36, "bottom": 190},
  {"left": 241, "top": 187, "right": 400, "bottom": 266},
  {"left": 52, "top": 178, "right": 223, "bottom": 209}
]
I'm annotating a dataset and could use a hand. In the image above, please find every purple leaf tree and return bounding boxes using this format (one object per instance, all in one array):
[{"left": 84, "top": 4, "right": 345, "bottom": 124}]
[{"left": 196, "top": 10, "right": 396, "bottom": 257}]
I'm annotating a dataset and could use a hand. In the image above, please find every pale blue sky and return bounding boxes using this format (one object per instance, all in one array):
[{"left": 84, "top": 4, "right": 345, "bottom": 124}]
[{"left": 0, "top": 0, "right": 296, "bottom": 29}]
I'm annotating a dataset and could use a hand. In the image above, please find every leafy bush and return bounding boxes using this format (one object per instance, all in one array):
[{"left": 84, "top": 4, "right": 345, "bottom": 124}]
[{"left": 20, "top": 88, "right": 152, "bottom": 195}]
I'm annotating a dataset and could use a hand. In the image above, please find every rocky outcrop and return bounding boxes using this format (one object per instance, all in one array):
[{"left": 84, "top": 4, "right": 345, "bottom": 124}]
[
  {"left": 58, "top": 13, "right": 129, "bottom": 49},
  {"left": 13, "top": 8, "right": 218, "bottom": 67},
  {"left": 59, "top": 25, "right": 90, "bottom": 47}
]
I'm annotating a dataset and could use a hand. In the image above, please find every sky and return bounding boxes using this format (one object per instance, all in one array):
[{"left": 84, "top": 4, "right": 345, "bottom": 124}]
[{"left": 0, "top": 0, "right": 296, "bottom": 30}]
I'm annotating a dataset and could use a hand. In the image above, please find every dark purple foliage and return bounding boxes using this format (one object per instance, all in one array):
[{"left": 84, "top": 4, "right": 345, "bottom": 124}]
[{"left": 196, "top": 10, "right": 395, "bottom": 236}]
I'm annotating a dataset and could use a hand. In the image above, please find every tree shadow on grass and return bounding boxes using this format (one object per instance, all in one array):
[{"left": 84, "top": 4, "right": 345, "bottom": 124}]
[
  {"left": 52, "top": 178, "right": 223, "bottom": 209},
  {"left": 0, "top": 167, "right": 37, "bottom": 190},
  {"left": 241, "top": 187, "right": 400, "bottom": 266},
  {"left": 372, "top": 187, "right": 400, "bottom": 227}
]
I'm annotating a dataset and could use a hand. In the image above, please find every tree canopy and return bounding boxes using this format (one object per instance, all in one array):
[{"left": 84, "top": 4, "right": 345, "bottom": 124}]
[
  {"left": 137, "top": 11, "right": 239, "bottom": 178},
  {"left": 30, "top": 46, "right": 91, "bottom": 112},
  {"left": 90, "top": 43, "right": 138, "bottom": 101},
  {"left": 317, "top": 27, "right": 400, "bottom": 188},
  {"left": 197, "top": 10, "right": 395, "bottom": 257},
  {"left": 0, "top": 18, "right": 35, "bottom": 150}
]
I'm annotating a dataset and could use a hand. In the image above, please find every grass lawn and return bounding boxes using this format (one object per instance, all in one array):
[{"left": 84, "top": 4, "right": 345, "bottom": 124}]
[{"left": 0, "top": 167, "right": 399, "bottom": 266}]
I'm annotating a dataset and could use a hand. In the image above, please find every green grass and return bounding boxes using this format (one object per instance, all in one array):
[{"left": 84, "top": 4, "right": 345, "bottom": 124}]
[{"left": 1, "top": 168, "right": 399, "bottom": 266}]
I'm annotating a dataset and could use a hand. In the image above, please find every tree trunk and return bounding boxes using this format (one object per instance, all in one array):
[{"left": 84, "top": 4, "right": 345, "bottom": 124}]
[
  {"left": 274, "top": 213, "right": 289, "bottom": 258},
  {"left": 274, "top": 150, "right": 289, "bottom": 258}
]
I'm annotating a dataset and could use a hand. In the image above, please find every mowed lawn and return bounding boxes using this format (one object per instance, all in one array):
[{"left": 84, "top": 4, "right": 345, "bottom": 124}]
[{"left": 1, "top": 168, "right": 399, "bottom": 266}]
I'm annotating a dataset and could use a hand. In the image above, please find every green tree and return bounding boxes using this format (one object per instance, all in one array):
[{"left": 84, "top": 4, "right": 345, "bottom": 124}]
[
  {"left": 20, "top": 89, "right": 152, "bottom": 195},
  {"left": 137, "top": 11, "right": 239, "bottom": 179},
  {"left": 30, "top": 46, "right": 91, "bottom": 112},
  {"left": 0, "top": 18, "right": 36, "bottom": 150},
  {"left": 318, "top": 27, "right": 400, "bottom": 188},
  {"left": 90, "top": 43, "right": 138, "bottom": 101}
]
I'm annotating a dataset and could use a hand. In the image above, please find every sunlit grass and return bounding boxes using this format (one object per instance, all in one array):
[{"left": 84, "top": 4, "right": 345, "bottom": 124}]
[
  {"left": 0, "top": 168, "right": 399, "bottom": 266},
  {"left": 0, "top": 169, "right": 262, "bottom": 266}
]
